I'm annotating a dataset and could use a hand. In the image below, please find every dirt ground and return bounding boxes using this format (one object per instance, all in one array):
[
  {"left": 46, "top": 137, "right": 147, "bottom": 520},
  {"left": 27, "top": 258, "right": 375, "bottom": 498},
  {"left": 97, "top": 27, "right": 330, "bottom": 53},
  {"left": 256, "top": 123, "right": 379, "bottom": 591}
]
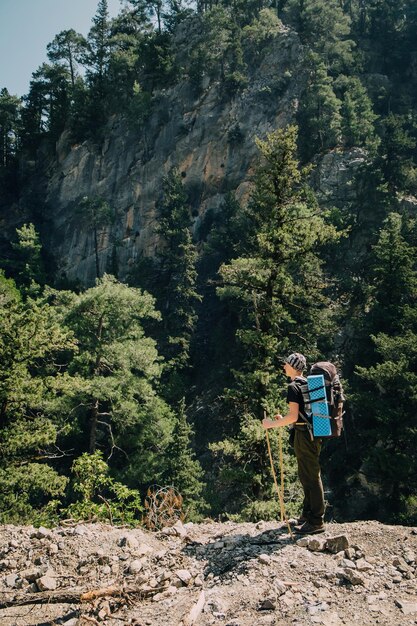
[{"left": 0, "top": 518, "right": 416, "bottom": 626}]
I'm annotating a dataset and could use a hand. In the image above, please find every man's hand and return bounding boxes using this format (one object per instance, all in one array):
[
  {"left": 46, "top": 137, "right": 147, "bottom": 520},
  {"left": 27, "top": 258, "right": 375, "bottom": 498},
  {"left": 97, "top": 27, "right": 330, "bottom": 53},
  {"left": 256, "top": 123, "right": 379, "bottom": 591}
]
[{"left": 262, "top": 414, "right": 283, "bottom": 429}]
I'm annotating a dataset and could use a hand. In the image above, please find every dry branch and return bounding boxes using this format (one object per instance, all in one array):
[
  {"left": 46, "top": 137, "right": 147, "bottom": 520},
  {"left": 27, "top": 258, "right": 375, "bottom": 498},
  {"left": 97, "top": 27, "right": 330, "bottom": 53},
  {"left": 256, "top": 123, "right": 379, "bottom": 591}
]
[{"left": 0, "top": 584, "right": 165, "bottom": 610}]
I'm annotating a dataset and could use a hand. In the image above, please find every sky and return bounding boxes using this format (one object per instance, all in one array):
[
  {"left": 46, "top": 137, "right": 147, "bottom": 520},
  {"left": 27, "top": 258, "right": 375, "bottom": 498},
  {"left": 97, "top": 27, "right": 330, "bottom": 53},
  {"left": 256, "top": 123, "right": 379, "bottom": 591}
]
[{"left": 0, "top": 0, "right": 123, "bottom": 97}]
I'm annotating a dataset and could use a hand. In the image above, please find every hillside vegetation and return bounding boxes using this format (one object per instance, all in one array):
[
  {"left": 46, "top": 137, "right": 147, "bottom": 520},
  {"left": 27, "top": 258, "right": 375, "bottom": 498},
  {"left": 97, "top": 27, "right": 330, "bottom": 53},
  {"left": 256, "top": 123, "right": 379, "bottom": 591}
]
[{"left": 0, "top": 1, "right": 417, "bottom": 527}]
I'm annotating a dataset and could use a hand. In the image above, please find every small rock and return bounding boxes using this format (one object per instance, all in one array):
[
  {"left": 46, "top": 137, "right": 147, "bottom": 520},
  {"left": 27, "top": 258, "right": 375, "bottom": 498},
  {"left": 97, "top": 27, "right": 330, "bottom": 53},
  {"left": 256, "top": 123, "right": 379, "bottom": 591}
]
[
  {"left": 296, "top": 537, "right": 310, "bottom": 548},
  {"left": 194, "top": 576, "right": 204, "bottom": 586},
  {"left": 129, "top": 560, "right": 143, "bottom": 574},
  {"left": 341, "top": 558, "right": 356, "bottom": 569},
  {"left": 212, "top": 541, "right": 225, "bottom": 549},
  {"left": 37, "top": 575, "right": 57, "bottom": 591},
  {"left": 31, "top": 527, "right": 51, "bottom": 540},
  {"left": 326, "top": 536, "right": 349, "bottom": 554},
  {"left": 275, "top": 580, "right": 287, "bottom": 595},
  {"left": 307, "top": 537, "right": 327, "bottom": 552},
  {"left": 393, "top": 556, "right": 411, "bottom": 573},
  {"left": 258, "top": 597, "right": 276, "bottom": 610},
  {"left": 119, "top": 535, "right": 139, "bottom": 549},
  {"left": 175, "top": 569, "right": 192, "bottom": 585},
  {"left": 258, "top": 554, "right": 271, "bottom": 564},
  {"left": 21, "top": 568, "right": 41, "bottom": 582},
  {"left": 48, "top": 544, "right": 59, "bottom": 555},
  {"left": 9, "top": 540, "right": 19, "bottom": 549},
  {"left": 345, "top": 548, "right": 356, "bottom": 560},
  {"left": 395, "top": 599, "right": 417, "bottom": 615},
  {"left": 356, "top": 558, "right": 374, "bottom": 572},
  {"left": 342, "top": 568, "right": 366, "bottom": 586},
  {"left": 5, "top": 573, "right": 18, "bottom": 588},
  {"left": 135, "top": 543, "right": 153, "bottom": 556},
  {"left": 74, "top": 525, "right": 86, "bottom": 536}
]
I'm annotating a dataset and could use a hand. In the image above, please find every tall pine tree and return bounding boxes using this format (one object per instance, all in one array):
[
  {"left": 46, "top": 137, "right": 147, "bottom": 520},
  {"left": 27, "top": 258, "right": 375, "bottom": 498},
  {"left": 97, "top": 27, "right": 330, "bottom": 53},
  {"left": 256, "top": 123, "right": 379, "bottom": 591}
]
[{"left": 210, "top": 125, "right": 338, "bottom": 519}]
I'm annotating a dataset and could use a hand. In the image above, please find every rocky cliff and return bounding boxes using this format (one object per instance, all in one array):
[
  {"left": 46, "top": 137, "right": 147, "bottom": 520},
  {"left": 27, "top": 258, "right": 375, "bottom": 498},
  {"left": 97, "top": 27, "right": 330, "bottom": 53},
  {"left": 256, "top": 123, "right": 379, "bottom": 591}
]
[{"left": 14, "top": 22, "right": 363, "bottom": 287}]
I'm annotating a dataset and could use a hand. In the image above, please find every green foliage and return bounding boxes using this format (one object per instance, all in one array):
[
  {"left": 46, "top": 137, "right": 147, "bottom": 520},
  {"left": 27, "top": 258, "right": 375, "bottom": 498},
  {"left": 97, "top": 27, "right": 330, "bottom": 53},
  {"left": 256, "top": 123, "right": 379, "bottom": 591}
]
[
  {"left": 335, "top": 76, "right": 378, "bottom": 150},
  {"left": 0, "top": 88, "right": 21, "bottom": 171},
  {"left": 211, "top": 126, "right": 339, "bottom": 517},
  {"left": 47, "top": 29, "right": 86, "bottom": 88},
  {"left": 347, "top": 213, "right": 417, "bottom": 522},
  {"left": 284, "top": 0, "right": 355, "bottom": 72},
  {"left": 12, "top": 223, "right": 45, "bottom": 291},
  {"left": 187, "top": 6, "right": 247, "bottom": 94},
  {"left": 21, "top": 62, "right": 71, "bottom": 149},
  {"left": 51, "top": 275, "right": 174, "bottom": 489},
  {"left": 242, "top": 8, "right": 283, "bottom": 47},
  {"left": 65, "top": 451, "right": 143, "bottom": 524},
  {"left": 297, "top": 57, "right": 342, "bottom": 160},
  {"left": 163, "top": 399, "right": 207, "bottom": 520},
  {"left": 0, "top": 271, "right": 75, "bottom": 524},
  {"left": 76, "top": 196, "right": 115, "bottom": 279},
  {"left": 150, "top": 169, "right": 201, "bottom": 396},
  {"left": 377, "top": 114, "right": 417, "bottom": 194}
]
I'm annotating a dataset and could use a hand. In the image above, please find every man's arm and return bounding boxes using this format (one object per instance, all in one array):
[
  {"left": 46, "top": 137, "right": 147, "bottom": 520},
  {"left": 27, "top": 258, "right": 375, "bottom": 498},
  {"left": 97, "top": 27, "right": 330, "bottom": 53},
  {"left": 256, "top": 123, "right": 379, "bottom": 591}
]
[{"left": 262, "top": 402, "right": 299, "bottom": 429}]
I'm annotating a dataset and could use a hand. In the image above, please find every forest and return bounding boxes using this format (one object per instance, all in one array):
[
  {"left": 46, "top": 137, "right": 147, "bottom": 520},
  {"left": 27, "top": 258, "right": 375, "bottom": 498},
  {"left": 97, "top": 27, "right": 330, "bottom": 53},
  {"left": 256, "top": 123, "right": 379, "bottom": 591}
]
[{"left": 0, "top": 0, "right": 417, "bottom": 528}]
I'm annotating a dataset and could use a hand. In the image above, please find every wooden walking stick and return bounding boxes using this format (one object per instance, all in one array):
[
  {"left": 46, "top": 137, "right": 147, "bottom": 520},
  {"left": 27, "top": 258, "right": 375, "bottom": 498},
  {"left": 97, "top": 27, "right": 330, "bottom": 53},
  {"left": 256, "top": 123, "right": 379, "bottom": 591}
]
[
  {"left": 264, "top": 412, "right": 293, "bottom": 538},
  {"left": 278, "top": 427, "right": 285, "bottom": 502}
]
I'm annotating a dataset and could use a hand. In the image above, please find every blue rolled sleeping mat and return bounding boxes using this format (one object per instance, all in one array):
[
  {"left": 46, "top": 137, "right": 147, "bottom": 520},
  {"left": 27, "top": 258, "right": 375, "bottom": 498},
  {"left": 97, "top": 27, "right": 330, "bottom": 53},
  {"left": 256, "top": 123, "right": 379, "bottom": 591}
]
[{"left": 307, "top": 374, "right": 332, "bottom": 437}]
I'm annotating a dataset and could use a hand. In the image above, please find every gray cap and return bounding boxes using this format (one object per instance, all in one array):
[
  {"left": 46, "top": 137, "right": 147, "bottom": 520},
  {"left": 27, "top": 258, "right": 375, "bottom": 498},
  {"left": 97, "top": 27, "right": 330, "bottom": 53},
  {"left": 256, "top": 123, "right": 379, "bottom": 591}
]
[{"left": 284, "top": 352, "right": 306, "bottom": 372}]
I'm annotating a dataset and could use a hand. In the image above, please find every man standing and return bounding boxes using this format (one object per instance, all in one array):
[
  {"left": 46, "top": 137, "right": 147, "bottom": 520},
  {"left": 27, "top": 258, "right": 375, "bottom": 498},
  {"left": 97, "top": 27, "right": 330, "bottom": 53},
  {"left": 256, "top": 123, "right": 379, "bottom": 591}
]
[{"left": 262, "top": 352, "right": 325, "bottom": 535}]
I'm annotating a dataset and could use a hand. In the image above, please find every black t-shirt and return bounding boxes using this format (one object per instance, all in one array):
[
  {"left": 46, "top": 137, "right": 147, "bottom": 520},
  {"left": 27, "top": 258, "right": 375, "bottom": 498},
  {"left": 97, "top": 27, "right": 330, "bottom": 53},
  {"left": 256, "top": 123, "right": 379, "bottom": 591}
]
[{"left": 287, "top": 377, "right": 308, "bottom": 420}]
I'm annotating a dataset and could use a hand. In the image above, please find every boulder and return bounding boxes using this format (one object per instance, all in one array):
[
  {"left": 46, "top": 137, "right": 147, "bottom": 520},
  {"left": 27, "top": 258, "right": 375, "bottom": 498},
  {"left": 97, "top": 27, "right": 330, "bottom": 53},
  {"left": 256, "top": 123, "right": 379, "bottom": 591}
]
[
  {"left": 325, "top": 536, "right": 349, "bottom": 554},
  {"left": 37, "top": 575, "right": 57, "bottom": 591}
]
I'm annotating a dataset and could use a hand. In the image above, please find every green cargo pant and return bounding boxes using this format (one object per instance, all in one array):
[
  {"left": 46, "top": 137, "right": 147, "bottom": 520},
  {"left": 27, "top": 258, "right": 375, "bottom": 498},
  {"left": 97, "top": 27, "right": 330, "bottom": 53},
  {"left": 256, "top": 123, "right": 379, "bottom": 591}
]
[{"left": 294, "top": 428, "right": 325, "bottom": 526}]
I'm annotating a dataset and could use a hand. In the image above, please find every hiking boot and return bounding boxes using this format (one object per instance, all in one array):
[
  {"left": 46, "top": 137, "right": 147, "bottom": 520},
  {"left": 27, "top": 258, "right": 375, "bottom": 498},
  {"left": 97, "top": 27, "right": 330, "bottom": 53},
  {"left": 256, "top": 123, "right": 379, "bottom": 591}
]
[{"left": 294, "top": 522, "right": 325, "bottom": 535}]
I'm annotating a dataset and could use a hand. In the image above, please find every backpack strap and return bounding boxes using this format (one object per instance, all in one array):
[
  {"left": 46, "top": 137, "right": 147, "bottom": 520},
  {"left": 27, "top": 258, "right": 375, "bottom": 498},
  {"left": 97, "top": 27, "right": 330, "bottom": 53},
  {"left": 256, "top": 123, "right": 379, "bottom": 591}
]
[{"left": 292, "top": 376, "right": 314, "bottom": 440}]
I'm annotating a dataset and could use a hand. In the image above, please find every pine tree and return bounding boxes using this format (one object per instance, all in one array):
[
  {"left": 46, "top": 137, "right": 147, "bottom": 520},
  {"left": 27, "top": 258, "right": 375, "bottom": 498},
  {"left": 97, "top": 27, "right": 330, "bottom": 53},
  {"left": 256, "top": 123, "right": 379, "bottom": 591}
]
[
  {"left": 0, "top": 272, "right": 75, "bottom": 523},
  {"left": 211, "top": 125, "right": 338, "bottom": 519},
  {"left": 284, "top": 0, "right": 355, "bottom": 72},
  {"left": 335, "top": 76, "right": 378, "bottom": 150},
  {"left": 153, "top": 169, "right": 201, "bottom": 399},
  {"left": 82, "top": 0, "right": 113, "bottom": 132},
  {"left": 164, "top": 398, "right": 207, "bottom": 520},
  {"left": 12, "top": 223, "right": 46, "bottom": 291},
  {"left": 0, "top": 88, "right": 21, "bottom": 199},
  {"left": 350, "top": 213, "right": 417, "bottom": 522},
  {"left": 52, "top": 275, "right": 175, "bottom": 489},
  {"left": 298, "top": 57, "right": 342, "bottom": 161},
  {"left": 76, "top": 197, "right": 115, "bottom": 279},
  {"left": 47, "top": 29, "right": 86, "bottom": 89}
]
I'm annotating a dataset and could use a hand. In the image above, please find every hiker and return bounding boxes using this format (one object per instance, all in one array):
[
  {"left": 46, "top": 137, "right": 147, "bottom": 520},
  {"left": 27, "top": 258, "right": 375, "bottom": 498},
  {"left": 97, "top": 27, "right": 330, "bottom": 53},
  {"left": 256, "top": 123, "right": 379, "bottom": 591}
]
[{"left": 262, "top": 352, "right": 325, "bottom": 535}]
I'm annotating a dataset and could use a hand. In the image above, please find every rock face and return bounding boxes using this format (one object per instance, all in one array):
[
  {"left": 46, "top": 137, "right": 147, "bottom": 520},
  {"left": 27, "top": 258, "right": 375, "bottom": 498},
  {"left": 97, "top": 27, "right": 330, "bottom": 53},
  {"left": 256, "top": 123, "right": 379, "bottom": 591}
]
[
  {"left": 9, "top": 21, "right": 365, "bottom": 288},
  {"left": 0, "top": 520, "right": 416, "bottom": 625},
  {"left": 39, "top": 25, "right": 307, "bottom": 285}
]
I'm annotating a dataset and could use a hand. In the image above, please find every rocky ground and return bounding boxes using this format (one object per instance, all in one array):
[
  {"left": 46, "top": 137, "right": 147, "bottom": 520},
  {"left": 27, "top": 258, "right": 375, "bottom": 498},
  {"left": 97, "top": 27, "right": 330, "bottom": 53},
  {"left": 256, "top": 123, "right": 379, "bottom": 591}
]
[{"left": 0, "top": 519, "right": 416, "bottom": 626}]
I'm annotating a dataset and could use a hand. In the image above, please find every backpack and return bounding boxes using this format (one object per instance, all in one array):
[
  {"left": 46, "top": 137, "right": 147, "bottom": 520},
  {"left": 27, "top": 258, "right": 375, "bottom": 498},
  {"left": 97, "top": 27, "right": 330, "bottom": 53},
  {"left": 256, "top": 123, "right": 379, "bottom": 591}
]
[{"left": 296, "top": 361, "right": 345, "bottom": 438}]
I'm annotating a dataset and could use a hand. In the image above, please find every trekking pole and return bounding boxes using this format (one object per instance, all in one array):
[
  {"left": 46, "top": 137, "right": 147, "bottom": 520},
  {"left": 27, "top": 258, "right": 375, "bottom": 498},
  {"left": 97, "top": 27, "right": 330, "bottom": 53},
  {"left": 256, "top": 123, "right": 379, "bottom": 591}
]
[
  {"left": 264, "top": 412, "right": 293, "bottom": 538},
  {"left": 278, "top": 427, "right": 285, "bottom": 506}
]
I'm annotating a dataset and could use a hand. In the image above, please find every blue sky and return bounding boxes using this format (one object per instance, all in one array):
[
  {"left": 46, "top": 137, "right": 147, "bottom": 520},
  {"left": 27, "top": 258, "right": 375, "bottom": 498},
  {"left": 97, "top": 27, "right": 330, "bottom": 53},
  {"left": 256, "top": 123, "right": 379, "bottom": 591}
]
[{"left": 0, "top": 0, "right": 122, "bottom": 96}]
